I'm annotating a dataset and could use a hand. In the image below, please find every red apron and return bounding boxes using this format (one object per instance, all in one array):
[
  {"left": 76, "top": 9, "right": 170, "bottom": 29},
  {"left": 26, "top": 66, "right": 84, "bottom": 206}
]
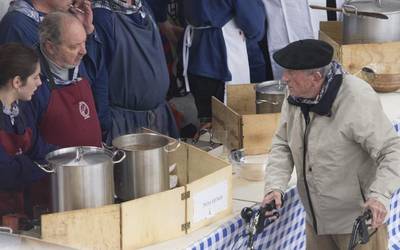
[
  {"left": 39, "top": 78, "right": 102, "bottom": 148},
  {"left": 0, "top": 124, "right": 50, "bottom": 222}
]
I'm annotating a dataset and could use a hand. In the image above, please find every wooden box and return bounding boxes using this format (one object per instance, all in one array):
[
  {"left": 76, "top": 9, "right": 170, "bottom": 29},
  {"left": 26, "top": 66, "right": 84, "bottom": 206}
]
[
  {"left": 41, "top": 141, "right": 232, "bottom": 250},
  {"left": 319, "top": 21, "right": 400, "bottom": 74},
  {"left": 212, "top": 84, "right": 281, "bottom": 155}
]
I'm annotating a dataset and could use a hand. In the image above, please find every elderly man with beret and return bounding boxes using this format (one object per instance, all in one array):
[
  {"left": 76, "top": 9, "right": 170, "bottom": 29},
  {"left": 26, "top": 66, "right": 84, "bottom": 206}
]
[{"left": 262, "top": 39, "right": 400, "bottom": 249}]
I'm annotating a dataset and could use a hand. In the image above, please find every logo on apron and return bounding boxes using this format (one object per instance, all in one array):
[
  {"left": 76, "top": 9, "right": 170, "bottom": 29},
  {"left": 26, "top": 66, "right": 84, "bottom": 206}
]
[{"left": 79, "top": 101, "right": 90, "bottom": 120}]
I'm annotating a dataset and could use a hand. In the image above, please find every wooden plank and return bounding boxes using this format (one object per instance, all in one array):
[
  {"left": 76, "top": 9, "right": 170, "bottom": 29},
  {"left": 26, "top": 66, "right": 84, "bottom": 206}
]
[
  {"left": 212, "top": 97, "right": 242, "bottom": 150},
  {"left": 341, "top": 42, "right": 400, "bottom": 74},
  {"left": 242, "top": 113, "right": 280, "bottom": 155},
  {"left": 121, "top": 187, "right": 185, "bottom": 249},
  {"left": 187, "top": 144, "right": 229, "bottom": 183},
  {"left": 226, "top": 84, "right": 256, "bottom": 115},
  {"left": 319, "top": 21, "right": 400, "bottom": 74},
  {"left": 319, "top": 30, "right": 342, "bottom": 63},
  {"left": 41, "top": 204, "right": 121, "bottom": 250},
  {"left": 319, "top": 21, "right": 342, "bottom": 44},
  {"left": 186, "top": 167, "right": 233, "bottom": 233},
  {"left": 168, "top": 141, "right": 188, "bottom": 186}
]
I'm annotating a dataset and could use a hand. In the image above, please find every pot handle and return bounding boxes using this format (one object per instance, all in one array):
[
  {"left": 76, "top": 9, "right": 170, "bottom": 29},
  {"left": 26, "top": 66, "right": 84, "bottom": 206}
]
[
  {"left": 112, "top": 150, "right": 126, "bottom": 164},
  {"left": 229, "top": 148, "right": 245, "bottom": 165},
  {"left": 102, "top": 142, "right": 116, "bottom": 151},
  {"left": 34, "top": 161, "right": 55, "bottom": 173},
  {"left": 342, "top": 4, "right": 358, "bottom": 16},
  {"left": 256, "top": 99, "right": 281, "bottom": 105},
  {"left": 0, "top": 226, "right": 13, "bottom": 234},
  {"left": 164, "top": 139, "right": 181, "bottom": 153}
]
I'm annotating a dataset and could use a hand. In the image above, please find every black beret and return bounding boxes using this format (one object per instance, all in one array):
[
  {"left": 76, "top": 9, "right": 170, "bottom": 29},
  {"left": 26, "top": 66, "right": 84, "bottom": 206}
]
[{"left": 273, "top": 39, "right": 334, "bottom": 70}]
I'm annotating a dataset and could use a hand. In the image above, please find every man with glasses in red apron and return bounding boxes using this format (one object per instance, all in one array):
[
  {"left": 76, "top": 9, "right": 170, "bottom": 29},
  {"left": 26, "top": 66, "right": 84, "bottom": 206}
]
[{"left": 33, "top": 12, "right": 102, "bottom": 148}]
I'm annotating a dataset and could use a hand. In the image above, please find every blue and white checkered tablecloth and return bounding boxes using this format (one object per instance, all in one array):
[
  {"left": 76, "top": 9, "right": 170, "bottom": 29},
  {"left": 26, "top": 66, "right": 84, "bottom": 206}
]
[{"left": 188, "top": 187, "right": 400, "bottom": 250}]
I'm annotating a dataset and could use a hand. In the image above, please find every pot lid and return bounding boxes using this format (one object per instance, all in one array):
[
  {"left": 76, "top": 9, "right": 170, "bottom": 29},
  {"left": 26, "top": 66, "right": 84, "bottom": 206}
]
[
  {"left": 345, "top": 0, "right": 400, "bottom": 14},
  {"left": 45, "top": 146, "right": 112, "bottom": 167},
  {"left": 256, "top": 80, "right": 287, "bottom": 94}
]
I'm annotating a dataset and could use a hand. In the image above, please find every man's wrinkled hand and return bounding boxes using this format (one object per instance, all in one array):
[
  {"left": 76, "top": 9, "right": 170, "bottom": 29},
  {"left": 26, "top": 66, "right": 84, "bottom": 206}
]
[
  {"left": 262, "top": 191, "right": 282, "bottom": 219},
  {"left": 363, "top": 198, "right": 387, "bottom": 229}
]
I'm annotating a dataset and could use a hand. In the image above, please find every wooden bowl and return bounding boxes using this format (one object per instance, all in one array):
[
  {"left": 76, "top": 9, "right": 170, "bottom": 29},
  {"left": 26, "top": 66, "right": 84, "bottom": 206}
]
[{"left": 359, "top": 63, "right": 400, "bottom": 92}]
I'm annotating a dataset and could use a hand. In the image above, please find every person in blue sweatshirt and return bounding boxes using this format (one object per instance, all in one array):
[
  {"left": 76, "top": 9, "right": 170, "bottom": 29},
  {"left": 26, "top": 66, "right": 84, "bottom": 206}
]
[{"left": 0, "top": 43, "right": 55, "bottom": 220}]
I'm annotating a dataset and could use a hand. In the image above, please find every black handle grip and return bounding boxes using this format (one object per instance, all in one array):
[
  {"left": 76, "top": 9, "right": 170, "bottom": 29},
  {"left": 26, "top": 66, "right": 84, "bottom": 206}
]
[
  {"left": 241, "top": 207, "right": 254, "bottom": 223},
  {"left": 360, "top": 210, "right": 372, "bottom": 244},
  {"left": 255, "top": 201, "right": 278, "bottom": 234}
]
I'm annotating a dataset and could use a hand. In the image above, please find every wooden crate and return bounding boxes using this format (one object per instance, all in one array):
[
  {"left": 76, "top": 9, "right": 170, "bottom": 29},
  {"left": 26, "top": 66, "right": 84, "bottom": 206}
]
[
  {"left": 212, "top": 84, "right": 281, "bottom": 155},
  {"left": 42, "top": 141, "right": 232, "bottom": 250},
  {"left": 319, "top": 21, "right": 400, "bottom": 74}
]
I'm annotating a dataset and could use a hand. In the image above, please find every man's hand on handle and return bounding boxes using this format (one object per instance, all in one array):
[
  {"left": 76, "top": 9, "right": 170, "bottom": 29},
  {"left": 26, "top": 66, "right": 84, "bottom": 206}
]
[
  {"left": 363, "top": 198, "right": 387, "bottom": 229},
  {"left": 262, "top": 190, "right": 283, "bottom": 219}
]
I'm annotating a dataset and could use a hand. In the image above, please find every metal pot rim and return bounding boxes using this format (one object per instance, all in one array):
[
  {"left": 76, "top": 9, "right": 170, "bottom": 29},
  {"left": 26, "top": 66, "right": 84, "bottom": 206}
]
[
  {"left": 256, "top": 80, "right": 287, "bottom": 94},
  {"left": 344, "top": 0, "right": 400, "bottom": 14},
  {"left": 112, "top": 132, "right": 171, "bottom": 151},
  {"left": 45, "top": 146, "right": 113, "bottom": 166}
]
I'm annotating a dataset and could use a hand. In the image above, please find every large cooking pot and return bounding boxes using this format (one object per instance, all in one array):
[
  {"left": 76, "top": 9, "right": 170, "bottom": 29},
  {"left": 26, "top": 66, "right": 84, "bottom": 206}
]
[
  {"left": 112, "top": 133, "right": 180, "bottom": 201},
  {"left": 343, "top": 0, "right": 400, "bottom": 44},
  {"left": 255, "top": 80, "right": 286, "bottom": 114},
  {"left": 36, "top": 146, "right": 125, "bottom": 212}
]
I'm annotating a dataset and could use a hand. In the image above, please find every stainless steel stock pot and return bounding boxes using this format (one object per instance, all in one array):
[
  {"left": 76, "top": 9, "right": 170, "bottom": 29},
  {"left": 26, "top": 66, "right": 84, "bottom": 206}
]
[{"left": 36, "top": 146, "right": 125, "bottom": 212}]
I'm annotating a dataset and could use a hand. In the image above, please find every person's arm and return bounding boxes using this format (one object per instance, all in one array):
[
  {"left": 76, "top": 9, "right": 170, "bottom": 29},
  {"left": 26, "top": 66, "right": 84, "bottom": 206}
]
[
  {"left": 264, "top": 97, "right": 295, "bottom": 197},
  {"left": 91, "top": 8, "right": 117, "bottom": 139},
  {"left": 144, "top": 0, "right": 183, "bottom": 45},
  {"left": 144, "top": 0, "right": 168, "bottom": 23},
  {"left": 0, "top": 148, "right": 36, "bottom": 189},
  {"left": 0, "top": 12, "right": 37, "bottom": 45},
  {"left": 347, "top": 83, "right": 400, "bottom": 228},
  {"left": 86, "top": 42, "right": 112, "bottom": 138},
  {"left": 233, "top": 0, "right": 266, "bottom": 41}
]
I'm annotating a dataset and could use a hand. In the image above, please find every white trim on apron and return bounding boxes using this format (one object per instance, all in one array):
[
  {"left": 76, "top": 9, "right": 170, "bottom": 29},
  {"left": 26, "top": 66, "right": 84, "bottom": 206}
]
[
  {"left": 182, "top": 18, "right": 250, "bottom": 95},
  {"left": 182, "top": 24, "right": 212, "bottom": 92},
  {"left": 221, "top": 19, "right": 250, "bottom": 86},
  {"left": 263, "top": 0, "right": 314, "bottom": 80}
]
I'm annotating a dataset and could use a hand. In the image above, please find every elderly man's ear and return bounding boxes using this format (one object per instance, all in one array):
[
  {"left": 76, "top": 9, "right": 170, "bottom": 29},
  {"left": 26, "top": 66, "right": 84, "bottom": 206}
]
[
  {"left": 44, "top": 40, "right": 57, "bottom": 57},
  {"left": 310, "top": 71, "right": 324, "bottom": 85}
]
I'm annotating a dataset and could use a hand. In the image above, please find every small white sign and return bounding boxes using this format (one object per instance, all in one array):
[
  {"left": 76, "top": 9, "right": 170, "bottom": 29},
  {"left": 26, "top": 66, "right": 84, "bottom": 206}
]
[{"left": 192, "top": 181, "right": 228, "bottom": 223}]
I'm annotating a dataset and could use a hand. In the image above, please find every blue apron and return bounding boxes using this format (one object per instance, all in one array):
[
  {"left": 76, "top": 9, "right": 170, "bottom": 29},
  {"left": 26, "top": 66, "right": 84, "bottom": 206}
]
[{"left": 106, "top": 10, "right": 178, "bottom": 143}]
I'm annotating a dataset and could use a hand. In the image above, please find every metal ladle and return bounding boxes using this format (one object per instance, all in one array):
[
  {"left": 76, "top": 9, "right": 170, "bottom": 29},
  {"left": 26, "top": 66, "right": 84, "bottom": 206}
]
[{"left": 309, "top": 5, "right": 389, "bottom": 19}]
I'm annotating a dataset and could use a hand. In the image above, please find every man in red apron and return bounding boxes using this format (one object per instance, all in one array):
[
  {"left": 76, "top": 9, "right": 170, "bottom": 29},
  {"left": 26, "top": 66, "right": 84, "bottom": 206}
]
[{"left": 32, "top": 11, "right": 102, "bottom": 148}]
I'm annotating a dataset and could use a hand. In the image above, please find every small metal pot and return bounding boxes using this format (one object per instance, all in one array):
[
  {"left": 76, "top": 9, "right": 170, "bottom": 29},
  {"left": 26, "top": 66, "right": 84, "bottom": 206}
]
[
  {"left": 112, "top": 133, "right": 180, "bottom": 201},
  {"left": 35, "top": 146, "right": 125, "bottom": 212},
  {"left": 255, "top": 80, "right": 286, "bottom": 114},
  {"left": 343, "top": 0, "right": 400, "bottom": 44}
]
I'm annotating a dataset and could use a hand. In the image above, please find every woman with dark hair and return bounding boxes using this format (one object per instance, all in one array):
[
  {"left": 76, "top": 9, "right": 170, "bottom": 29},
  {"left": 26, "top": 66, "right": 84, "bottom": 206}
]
[{"left": 0, "top": 43, "right": 55, "bottom": 224}]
